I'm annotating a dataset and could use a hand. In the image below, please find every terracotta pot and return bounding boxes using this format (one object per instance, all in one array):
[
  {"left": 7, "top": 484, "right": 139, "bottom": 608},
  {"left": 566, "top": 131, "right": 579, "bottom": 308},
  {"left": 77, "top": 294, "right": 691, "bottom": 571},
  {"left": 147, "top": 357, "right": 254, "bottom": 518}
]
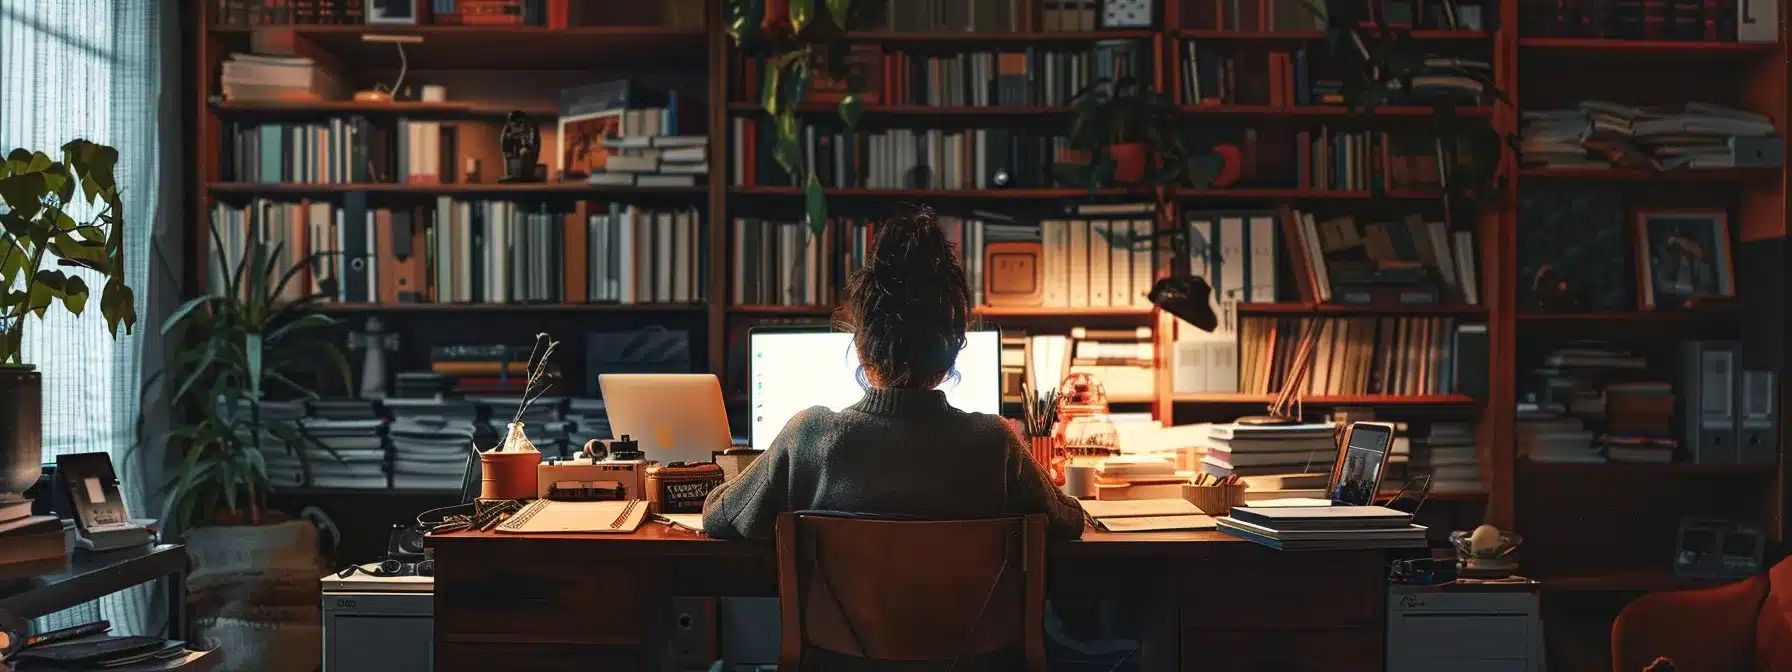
[
  {"left": 1110, "top": 143, "right": 1149, "bottom": 183},
  {"left": 479, "top": 450, "right": 541, "bottom": 500},
  {"left": 0, "top": 366, "right": 41, "bottom": 498}
]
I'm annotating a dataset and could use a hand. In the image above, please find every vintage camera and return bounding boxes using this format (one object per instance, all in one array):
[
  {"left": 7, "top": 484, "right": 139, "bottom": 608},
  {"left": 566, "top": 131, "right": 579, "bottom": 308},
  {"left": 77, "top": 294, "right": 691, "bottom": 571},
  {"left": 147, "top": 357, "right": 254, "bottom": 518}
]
[{"left": 537, "top": 435, "right": 648, "bottom": 500}]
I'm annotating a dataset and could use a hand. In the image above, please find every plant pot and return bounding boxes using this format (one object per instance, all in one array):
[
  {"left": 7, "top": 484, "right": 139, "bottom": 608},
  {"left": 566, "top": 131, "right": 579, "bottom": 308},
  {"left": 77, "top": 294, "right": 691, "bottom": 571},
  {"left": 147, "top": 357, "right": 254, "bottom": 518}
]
[
  {"left": 1110, "top": 143, "right": 1149, "bottom": 184},
  {"left": 480, "top": 450, "right": 541, "bottom": 500},
  {"left": 185, "top": 520, "right": 323, "bottom": 672},
  {"left": 0, "top": 365, "right": 41, "bottom": 499}
]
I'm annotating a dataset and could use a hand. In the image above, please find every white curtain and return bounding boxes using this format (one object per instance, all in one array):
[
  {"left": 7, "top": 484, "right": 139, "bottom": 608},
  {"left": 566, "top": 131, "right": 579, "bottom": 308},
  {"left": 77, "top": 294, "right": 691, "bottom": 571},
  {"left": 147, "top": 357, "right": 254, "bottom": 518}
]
[{"left": 0, "top": 0, "right": 174, "bottom": 637}]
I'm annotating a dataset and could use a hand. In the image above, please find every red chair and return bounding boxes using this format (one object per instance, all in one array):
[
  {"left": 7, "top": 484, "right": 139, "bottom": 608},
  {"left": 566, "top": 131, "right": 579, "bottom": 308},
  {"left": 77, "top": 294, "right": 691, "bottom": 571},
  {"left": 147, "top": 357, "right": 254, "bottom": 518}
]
[{"left": 1612, "top": 557, "right": 1792, "bottom": 671}]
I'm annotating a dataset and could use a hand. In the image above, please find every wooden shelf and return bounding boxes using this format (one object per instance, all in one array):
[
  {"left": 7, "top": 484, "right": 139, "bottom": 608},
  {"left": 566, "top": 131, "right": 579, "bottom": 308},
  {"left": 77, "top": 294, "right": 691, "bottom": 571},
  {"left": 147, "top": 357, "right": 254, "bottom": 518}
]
[
  {"left": 728, "top": 304, "right": 836, "bottom": 315},
  {"left": 1520, "top": 460, "right": 1776, "bottom": 475},
  {"left": 843, "top": 30, "right": 1158, "bottom": 44},
  {"left": 1181, "top": 105, "right": 1494, "bottom": 118},
  {"left": 1238, "top": 303, "right": 1487, "bottom": 316},
  {"left": 211, "top": 100, "right": 558, "bottom": 117},
  {"left": 726, "top": 103, "right": 1072, "bottom": 117},
  {"left": 1519, "top": 38, "right": 1781, "bottom": 58},
  {"left": 728, "top": 305, "right": 1157, "bottom": 318},
  {"left": 1172, "top": 393, "right": 1477, "bottom": 405},
  {"left": 1518, "top": 309, "right": 1740, "bottom": 322},
  {"left": 217, "top": 25, "right": 708, "bottom": 69},
  {"left": 1519, "top": 167, "right": 1779, "bottom": 181},
  {"left": 316, "top": 302, "right": 706, "bottom": 314},
  {"left": 208, "top": 182, "right": 706, "bottom": 197},
  {"left": 1179, "top": 29, "right": 1490, "bottom": 41},
  {"left": 729, "top": 186, "right": 1135, "bottom": 200},
  {"left": 1176, "top": 188, "right": 1443, "bottom": 200},
  {"left": 1537, "top": 566, "right": 1741, "bottom": 592}
]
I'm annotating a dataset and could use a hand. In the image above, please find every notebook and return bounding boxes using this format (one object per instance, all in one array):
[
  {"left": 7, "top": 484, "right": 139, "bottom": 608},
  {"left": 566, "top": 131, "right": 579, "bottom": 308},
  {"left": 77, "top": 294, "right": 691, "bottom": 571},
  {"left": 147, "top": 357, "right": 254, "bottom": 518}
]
[
  {"left": 1082, "top": 498, "right": 1216, "bottom": 533},
  {"left": 495, "top": 499, "right": 650, "bottom": 534},
  {"left": 1226, "top": 505, "right": 1412, "bottom": 531}
]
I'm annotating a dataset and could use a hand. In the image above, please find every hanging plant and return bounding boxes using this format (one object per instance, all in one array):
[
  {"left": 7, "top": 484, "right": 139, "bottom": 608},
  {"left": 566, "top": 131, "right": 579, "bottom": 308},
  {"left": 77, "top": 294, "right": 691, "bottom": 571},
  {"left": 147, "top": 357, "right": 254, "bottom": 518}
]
[
  {"left": 1302, "top": 0, "right": 1519, "bottom": 221},
  {"left": 728, "top": 0, "right": 885, "bottom": 235}
]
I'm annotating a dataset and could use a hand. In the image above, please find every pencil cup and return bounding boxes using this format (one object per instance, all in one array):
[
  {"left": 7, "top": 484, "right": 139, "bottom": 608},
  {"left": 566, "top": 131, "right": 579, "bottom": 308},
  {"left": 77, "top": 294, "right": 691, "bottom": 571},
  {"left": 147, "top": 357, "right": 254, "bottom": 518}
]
[
  {"left": 480, "top": 450, "right": 541, "bottom": 500},
  {"left": 1181, "top": 483, "right": 1248, "bottom": 516}
]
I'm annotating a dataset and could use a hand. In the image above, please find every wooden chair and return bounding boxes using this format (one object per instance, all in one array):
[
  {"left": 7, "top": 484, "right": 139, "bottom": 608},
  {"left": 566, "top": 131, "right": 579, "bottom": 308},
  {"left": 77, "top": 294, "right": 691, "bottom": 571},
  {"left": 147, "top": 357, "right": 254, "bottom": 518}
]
[{"left": 775, "top": 512, "right": 1048, "bottom": 671}]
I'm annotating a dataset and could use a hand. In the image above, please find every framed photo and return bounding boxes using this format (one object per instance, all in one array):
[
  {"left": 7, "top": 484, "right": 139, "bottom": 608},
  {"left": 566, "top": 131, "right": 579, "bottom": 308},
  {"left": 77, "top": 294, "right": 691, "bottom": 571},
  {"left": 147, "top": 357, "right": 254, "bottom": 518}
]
[
  {"left": 1100, "top": 0, "right": 1156, "bottom": 28},
  {"left": 367, "top": 0, "right": 419, "bottom": 25},
  {"left": 1632, "top": 209, "right": 1734, "bottom": 310}
]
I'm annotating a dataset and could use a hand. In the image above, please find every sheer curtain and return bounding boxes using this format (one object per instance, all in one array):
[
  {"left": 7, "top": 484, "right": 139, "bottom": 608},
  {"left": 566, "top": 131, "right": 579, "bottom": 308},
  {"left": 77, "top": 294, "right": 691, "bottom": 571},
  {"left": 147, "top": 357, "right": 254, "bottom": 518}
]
[{"left": 0, "top": 0, "right": 175, "bottom": 636}]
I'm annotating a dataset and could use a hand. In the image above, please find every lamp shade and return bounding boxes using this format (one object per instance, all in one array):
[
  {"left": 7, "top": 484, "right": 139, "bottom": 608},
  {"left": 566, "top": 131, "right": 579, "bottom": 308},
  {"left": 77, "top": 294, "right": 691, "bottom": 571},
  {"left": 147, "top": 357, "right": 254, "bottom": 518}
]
[{"left": 1148, "top": 275, "right": 1218, "bottom": 332}]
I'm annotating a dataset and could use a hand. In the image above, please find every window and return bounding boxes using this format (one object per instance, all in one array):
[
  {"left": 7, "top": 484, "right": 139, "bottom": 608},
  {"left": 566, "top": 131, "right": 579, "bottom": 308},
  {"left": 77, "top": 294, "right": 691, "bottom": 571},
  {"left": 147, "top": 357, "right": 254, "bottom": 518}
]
[{"left": 0, "top": 0, "right": 169, "bottom": 635}]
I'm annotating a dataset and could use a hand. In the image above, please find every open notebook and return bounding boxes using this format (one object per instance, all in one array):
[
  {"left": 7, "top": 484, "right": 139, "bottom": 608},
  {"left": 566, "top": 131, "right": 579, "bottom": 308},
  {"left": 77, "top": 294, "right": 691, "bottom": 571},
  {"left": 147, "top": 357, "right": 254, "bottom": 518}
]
[
  {"left": 496, "top": 499, "right": 650, "bottom": 534},
  {"left": 1082, "top": 498, "right": 1216, "bottom": 533}
]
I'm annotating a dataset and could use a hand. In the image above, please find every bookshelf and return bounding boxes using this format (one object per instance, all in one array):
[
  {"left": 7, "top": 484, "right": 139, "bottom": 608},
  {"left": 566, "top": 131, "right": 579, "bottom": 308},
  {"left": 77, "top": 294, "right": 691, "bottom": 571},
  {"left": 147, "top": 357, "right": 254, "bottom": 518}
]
[{"left": 191, "top": 0, "right": 1787, "bottom": 628}]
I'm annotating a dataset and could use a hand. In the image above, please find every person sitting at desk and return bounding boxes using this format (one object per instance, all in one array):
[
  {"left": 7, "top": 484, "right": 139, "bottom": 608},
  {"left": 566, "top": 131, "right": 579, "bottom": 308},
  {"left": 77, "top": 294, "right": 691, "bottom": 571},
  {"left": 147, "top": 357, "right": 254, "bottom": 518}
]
[{"left": 701, "top": 207, "right": 1085, "bottom": 541}]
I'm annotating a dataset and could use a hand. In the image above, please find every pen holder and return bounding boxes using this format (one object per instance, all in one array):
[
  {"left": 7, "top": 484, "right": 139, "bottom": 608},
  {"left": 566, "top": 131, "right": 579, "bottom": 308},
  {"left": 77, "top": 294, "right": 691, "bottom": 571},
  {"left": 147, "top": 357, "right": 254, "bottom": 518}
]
[
  {"left": 479, "top": 450, "right": 541, "bottom": 500},
  {"left": 1181, "top": 483, "right": 1248, "bottom": 516},
  {"left": 1028, "top": 436, "right": 1066, "bottom": 486}
]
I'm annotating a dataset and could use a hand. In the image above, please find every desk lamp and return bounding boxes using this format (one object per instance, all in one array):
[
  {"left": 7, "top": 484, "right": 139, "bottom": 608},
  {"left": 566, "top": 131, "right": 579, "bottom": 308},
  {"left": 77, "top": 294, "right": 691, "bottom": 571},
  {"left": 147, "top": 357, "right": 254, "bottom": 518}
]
[{"left": 353, "top": 34, "right": 423, "bottom": 103}]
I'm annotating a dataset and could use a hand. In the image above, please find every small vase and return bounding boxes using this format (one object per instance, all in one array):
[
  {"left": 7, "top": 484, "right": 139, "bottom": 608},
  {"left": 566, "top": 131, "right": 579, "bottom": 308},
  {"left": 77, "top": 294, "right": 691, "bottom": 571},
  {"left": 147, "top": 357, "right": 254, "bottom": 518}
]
[
  {"left": 1109, "top": 143, "right": 1148, "bottom": 183},
  {"left": 480, "top": 424, "right": 541, "bottom": 500}
]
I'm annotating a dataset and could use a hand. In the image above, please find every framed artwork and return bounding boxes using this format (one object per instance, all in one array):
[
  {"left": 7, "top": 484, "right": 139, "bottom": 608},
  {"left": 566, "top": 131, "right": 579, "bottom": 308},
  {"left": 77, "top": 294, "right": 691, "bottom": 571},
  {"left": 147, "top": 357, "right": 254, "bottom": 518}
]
[
  {"left": 1632, "top": 209, "right": 1734, "bottom": 310},
  {"left": 367, "top": 0, "right": 419, "bottom": 24}
]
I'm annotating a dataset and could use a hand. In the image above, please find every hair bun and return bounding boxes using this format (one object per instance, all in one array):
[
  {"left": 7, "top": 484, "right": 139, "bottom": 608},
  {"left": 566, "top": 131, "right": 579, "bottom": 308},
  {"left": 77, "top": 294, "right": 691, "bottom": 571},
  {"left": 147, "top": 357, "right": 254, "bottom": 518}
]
[{"left": 844, "top": 206, "right": 972, "bottom": 387}]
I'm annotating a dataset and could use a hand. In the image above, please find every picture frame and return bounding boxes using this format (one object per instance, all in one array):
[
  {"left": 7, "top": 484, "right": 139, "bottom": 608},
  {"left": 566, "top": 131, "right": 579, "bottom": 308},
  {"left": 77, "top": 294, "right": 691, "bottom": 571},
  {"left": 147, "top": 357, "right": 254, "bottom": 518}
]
[
  {"left": 1632, "top": 209, "right": 1734, "bottom": 310},
  {"left": 1099, "top": 0, "right": 1156, "bottom": 28},
  {"left": 367, "top": 0, "right": 419, "bottom": 25}
]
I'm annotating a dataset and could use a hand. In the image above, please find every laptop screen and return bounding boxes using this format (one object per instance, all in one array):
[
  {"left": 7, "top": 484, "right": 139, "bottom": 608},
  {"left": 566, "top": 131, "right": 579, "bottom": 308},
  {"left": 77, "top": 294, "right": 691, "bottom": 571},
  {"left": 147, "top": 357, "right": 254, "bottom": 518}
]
[{"left": 748, "top": 329, "right": 1002, "bottom": 449}]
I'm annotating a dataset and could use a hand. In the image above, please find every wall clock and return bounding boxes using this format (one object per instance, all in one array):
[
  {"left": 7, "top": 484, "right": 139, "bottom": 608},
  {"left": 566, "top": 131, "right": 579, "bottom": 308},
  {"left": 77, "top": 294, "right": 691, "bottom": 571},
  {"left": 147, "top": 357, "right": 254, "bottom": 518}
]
[{"left": 1101, "top": 0, "right": 1154, "bottom": 28}]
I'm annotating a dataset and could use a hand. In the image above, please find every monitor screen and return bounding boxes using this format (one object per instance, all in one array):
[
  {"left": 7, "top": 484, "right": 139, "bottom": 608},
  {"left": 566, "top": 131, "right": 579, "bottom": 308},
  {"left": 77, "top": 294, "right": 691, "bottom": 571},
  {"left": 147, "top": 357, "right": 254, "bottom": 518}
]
[{"left": 749, "top": 329, "right": 1002, "bottom": 449}]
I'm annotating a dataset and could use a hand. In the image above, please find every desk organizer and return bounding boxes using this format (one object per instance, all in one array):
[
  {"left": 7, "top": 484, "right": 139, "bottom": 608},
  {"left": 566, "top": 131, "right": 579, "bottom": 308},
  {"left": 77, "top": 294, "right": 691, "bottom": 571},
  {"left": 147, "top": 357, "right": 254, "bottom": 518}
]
[{"left": 1181, "top": 483, "right": 1248, "bottom": 516}]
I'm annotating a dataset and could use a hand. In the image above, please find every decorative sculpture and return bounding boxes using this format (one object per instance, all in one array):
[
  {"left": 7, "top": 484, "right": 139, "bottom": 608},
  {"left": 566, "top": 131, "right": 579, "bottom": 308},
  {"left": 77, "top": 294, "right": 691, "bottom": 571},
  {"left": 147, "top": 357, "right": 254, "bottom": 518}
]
[
  {"left": 498, "top": 110, "right": 540, "bottom": 183},
  {"left": 348, "top": 317, "right": 399, "bottom": 400}
]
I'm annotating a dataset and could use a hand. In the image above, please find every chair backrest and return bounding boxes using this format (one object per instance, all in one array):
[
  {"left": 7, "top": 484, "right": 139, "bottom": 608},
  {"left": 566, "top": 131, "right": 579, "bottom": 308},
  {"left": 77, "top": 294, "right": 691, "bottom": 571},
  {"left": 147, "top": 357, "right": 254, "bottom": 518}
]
[{"left": 776, "top": 512, "right": 1047, "bottom": 668}]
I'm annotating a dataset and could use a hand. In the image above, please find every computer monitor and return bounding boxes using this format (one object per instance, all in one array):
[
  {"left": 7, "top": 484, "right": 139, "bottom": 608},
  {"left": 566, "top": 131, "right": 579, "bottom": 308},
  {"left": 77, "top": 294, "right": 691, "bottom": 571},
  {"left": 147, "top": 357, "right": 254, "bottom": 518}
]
[{"left": 748, "top": 328, "right": 1002, "bottom": 449}]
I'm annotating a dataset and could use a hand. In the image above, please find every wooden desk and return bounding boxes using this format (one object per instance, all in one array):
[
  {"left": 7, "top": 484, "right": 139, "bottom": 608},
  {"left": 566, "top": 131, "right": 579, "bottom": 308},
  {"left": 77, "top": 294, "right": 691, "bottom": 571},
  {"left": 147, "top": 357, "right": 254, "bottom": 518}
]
[{"left": 430, "top": 525, "right": 1388, "bottom": 671}]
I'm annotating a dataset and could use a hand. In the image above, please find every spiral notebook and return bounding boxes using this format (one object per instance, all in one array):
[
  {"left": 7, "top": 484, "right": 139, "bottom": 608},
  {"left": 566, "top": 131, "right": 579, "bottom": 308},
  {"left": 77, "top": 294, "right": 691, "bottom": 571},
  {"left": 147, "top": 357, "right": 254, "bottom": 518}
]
[{"left": 495, "top": 499, "right": 650, "bottom": 534}]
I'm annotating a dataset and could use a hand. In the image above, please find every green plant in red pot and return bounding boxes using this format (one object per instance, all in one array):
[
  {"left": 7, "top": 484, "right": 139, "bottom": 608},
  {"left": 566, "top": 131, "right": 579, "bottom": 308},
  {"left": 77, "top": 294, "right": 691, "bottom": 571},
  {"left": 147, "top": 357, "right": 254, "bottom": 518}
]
[{"left": 1057, "top": 77, "right": 1211, "bottom": 190}]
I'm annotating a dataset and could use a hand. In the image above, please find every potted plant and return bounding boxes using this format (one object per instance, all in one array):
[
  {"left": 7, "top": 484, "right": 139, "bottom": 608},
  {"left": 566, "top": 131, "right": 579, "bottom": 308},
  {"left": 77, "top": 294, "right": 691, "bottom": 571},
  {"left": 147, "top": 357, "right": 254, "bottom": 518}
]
[
  {"left": 0, "top": 140, "right": 136, "bottom": 502},
  {"left": 142, "top": 226, "right": 350, "bottom": 671},
  {"left": 1057, "top": 77, "right": 1219, "bottom": 189}
]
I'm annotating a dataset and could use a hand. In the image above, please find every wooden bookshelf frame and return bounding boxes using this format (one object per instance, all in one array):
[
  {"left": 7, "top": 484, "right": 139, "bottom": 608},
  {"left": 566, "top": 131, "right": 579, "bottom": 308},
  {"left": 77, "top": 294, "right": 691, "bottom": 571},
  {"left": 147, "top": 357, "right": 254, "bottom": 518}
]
[{"left": 188, "top": 0, "right": 1789, "bottom": 600}]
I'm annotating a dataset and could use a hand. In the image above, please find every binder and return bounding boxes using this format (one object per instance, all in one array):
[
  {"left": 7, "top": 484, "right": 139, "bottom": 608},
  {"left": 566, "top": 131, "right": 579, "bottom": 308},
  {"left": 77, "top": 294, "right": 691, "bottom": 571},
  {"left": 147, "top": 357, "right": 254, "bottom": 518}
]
[
  {"left": 1736, "top": 369, "right": 1778, "bottom": 465},
  {"left": 1681, "top": 340, "right": 1739, "bottom": 464}
]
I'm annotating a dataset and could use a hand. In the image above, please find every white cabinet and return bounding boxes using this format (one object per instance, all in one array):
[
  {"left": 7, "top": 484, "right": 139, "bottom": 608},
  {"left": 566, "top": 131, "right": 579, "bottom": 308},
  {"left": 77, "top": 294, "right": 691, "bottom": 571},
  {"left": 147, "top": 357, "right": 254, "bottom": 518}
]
[{"left": 1387, "top": 586, "right": 1546, "bottom": 672}]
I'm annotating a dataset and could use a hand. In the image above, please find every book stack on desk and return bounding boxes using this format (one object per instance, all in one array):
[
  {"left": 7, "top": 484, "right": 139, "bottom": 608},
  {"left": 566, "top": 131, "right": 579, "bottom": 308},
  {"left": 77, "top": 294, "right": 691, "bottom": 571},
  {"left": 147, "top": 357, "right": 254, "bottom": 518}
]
[
  {"left": 1217, "top": 505, "right": 1428, "bottom": 550},
  {"left": 1202, "top": 422, "right": 1337, "bottom": 500}
]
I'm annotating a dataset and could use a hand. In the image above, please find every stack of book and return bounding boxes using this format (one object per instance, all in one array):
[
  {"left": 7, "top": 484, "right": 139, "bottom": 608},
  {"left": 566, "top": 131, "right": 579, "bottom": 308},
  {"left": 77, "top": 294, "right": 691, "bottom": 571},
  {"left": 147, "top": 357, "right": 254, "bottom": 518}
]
[
  {"left": 1218, "top": 505, "right": 1428, "bottom": 550},
  {"left": 218, "top": 52, "right": 343, "bottom": 102},
  {"left": 239, "top": 399, "right": 308, "bottom": 488},
  {"left": 386, "top": 398, "right": 479, "bottom": 491},
  {"left": 1601, "top": 382, "right": 1678, "bottom": 463},
  {"left": 587, "top": 136, "right": 708, "bottom": 187},
  {"left": 1517, "top": 401, "right": 1601, "bottom": 463},
  {"left": 1523, "top": 101, "right": 1779, "bottom": 170},
  {"left": 290, "top": 400, "right": 388, "bottom": 489},
  {"left": 1201, "top": 423, "right": 1338, "bottom": 501},
  {"left": 0, "top": 501, "right": 64, "bottom": 582},
  {"left": 1417, "top": 422, "right": 1484, "bottom": 494}
]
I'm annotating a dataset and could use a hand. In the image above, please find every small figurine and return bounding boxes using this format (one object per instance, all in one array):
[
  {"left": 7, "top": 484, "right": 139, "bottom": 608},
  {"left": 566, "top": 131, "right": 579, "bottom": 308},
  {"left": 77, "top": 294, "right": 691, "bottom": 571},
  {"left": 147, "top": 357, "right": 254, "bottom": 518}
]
[{"left": 498, "top": 110, "right": 540, "bottom": 183}]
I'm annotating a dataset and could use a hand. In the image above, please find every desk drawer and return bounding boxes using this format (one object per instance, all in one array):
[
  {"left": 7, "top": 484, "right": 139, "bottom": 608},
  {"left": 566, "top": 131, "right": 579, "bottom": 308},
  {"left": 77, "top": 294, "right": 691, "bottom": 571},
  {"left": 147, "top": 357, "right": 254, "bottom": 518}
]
[
  {"left": 437, "top": 642, "right": 636, "bottom": 671},
  {"left": 435, "top": 544, "right": 643, "bottom": 644},
  {"left": 1180, "top": 628, "right": 1380, "bottom": 672},
  {"left": 1179, "top": 551, "right": 1381, "bottom": 629}
]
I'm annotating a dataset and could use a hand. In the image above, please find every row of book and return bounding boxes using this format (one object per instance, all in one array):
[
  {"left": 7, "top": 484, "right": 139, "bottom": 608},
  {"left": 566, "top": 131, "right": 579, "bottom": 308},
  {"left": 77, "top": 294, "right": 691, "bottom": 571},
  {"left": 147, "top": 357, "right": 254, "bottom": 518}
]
[
  {"left": 1516, "top": 0, "right": 1771, "bottom": 41},
  {"left": 556, "top": 79, "right": 705, "bottom": 186},
  {"left": 1288, "top": 209, "right": 1482, "bottom": 306},
  {"left": 732, "top": 122, "right": 1072, "bottom": 189},
  {"left": 1179, "top": 316, "right": 1485, "bottom": 396},
  {"left": 207, "top": 199, "right": 706, "bottom": 306},
  {"left": 1196, "top": 0, "right": 1485, "bottom": 32},
  {"left": 214, "top": 0, "right": 700, "bottom": 29},
  {"left": 736, "top": 41, "right": 1148, "bottom": 110},
  {"left": 219, "top": 114, "right": 488, "bottom": 185},
  {"left": 1182, "top": 45, "right": 1492, "bottom": 108}
]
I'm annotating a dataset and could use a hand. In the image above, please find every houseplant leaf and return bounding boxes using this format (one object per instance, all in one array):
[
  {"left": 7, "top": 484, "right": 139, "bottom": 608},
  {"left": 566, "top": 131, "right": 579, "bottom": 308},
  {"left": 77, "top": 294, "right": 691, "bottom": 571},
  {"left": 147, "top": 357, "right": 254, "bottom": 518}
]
[
  {"left": 789, "top": 0, "right": 814, "bottom": 32},
  {"left": 804, "top": 172, "right": 827, "bottom": 237},
  {"left": 58, "top": 275, "right": 88, "bottom": 316},
  {"left": 838, "top": 93, "right": 863, "bottom": 129},
  {"left": 826, "top": 0, "right": 853, "bottom": 29}
]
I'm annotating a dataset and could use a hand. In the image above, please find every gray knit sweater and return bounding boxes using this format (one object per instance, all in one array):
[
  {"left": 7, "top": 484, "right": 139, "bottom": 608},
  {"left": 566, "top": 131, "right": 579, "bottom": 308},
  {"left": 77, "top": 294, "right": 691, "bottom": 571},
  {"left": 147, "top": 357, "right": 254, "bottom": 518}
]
[{"left": 701, "top": 387, "right": 1086, "bottom": 541}]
